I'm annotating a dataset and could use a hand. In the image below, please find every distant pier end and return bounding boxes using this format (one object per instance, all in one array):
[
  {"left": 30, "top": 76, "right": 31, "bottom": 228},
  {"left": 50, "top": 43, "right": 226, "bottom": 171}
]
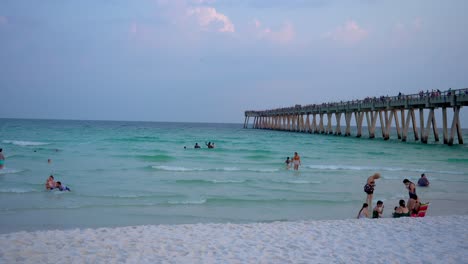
[{"left": 244, "top": 89, "right": 468, "bottom": 145}]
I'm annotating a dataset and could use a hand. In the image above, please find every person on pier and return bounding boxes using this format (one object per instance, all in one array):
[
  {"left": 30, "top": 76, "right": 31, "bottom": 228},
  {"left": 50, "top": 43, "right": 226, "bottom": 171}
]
[
  {"left": 292, "top": 152, "right": 301, "bottom": 170},
  {"left": 364, "top": 173, "right": 380, "bottom": 208}
]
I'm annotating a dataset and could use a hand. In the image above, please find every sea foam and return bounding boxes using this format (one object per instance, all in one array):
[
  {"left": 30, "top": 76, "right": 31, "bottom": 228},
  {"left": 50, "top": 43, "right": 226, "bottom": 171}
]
[{"left": 2, "top": 140, "right": 50, "bottom": 146}]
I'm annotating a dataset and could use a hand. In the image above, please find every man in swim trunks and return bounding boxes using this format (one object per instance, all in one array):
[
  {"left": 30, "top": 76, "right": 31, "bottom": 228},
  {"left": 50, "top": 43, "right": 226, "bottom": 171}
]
[
  {"left": 292, "top": 152, "right": 301, "bottom": 170},
  {"left": 0, "top": 148, "right": 5, "bottom": 169}
]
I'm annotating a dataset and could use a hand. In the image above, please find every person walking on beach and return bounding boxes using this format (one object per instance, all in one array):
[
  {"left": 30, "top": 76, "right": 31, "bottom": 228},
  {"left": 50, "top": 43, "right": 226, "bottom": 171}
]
[
  {"left": 357, "top": 203, "right": 369, "bottom": 219},
  {"left": 0, "top": 148, "right": 4, "bottom": 169},
  {"left": 364, "top": 173, "right": 380, "bottom": 208},
  {"left": 292, "top": 152, "right": 301, "bottom": 170}
]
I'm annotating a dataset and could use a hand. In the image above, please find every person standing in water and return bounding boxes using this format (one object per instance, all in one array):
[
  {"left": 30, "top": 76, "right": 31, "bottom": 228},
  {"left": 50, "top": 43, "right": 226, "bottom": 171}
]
[
  {"left": 0, "top": 148, "right": 4, "bottom": 169},
  {"left": 292, "top": 152, "right": 301, "bottom": 170},
  {"left": 285, "top": 157, "right": 291, "bottom": 169},
  {"left": 364, "top": 173, "right": 381, "bottom": 208}
]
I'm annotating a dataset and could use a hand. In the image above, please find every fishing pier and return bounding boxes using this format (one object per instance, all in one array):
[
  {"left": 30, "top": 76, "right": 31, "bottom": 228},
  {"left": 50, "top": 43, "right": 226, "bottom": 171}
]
[{"left": 244, "top": 89, "right": 468, "bottom": 145}]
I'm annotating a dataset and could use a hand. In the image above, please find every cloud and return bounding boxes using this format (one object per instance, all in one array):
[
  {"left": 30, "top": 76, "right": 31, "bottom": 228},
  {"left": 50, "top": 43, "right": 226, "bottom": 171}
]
[
  {"left": 253, "top": 19, "right": 295, "bottom": 44},
  {"left": 391, "top": 18, "right": 423, "bottom": 47},
  {"left": 325, "top": 20, "right": 368, "bottom": 44},
  {"left": 187, "top": 7, "right": 235, "bottom": 33}
]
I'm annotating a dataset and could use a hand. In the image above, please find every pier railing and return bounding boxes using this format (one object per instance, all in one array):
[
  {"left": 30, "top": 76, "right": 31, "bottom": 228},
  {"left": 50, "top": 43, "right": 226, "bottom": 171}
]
[{"left": 244, "top": 88, "right": 468, "bottom": 145}]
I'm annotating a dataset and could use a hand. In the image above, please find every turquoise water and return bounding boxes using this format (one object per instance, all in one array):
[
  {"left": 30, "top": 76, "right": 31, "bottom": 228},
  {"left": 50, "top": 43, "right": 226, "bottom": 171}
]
[{"left": 0, "top": 118, "right": 467, "bottom": 233}]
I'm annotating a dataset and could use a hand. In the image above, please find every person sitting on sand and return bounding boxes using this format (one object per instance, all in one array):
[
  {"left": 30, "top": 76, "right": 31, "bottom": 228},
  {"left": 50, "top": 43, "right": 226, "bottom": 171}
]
[
  {"left": 194, "top": 143, "right": 201, "bottom": 149},
  {"left": 364, "top": 173, "right": 381, "bottom": 208},
  {"left": 285, "top": 157, "right": 291, "bottom": 169},
  {"left": 55, "top": 181, "right": 71, "bottom": 191},
  {"left": 357, "top": 203, "right": 369, "bottom": 219},
  {"left": 45, "top": 175, "right": 56, "bottom": 190},
  {"left": 417, "top": 173, "right": 430, "bottom": 187},
  {"left": 393, "top": 200, "right": 410, "bottom": 218},
  {"left": 372, "top": 200, "right": 384, "bottom": 218}
]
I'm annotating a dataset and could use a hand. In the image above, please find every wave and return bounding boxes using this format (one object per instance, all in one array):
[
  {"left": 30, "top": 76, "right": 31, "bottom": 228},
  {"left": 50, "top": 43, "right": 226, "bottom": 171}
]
[
  {"left": 305, "top": 164, "right": 466, "bottom": 175},
  {"left": 203, "top": 197, "right": 358, "bottom": 205},
  {"left": 174, "top": 179, "right": 247, "bottom": 185},
  {"left": 274, "top": 180, "right": 321, "bottom": 184},
  {"left": 151, "top": 166, "right": 280, "bottom": 173},
  {"left": 0, "top": 188, "right": 37, "bottom": 193},
  {"left": 2, "top": 140, "right": 50, "bottom": 146},
  {"left": 0, "top": 168, "right": 25, "bottom": 175},
  {"left": 136, "top": 154, "right": 174, "bottom": 162},
  {"left": 168, "top": 199, "right": 207, "bottom": 205}
]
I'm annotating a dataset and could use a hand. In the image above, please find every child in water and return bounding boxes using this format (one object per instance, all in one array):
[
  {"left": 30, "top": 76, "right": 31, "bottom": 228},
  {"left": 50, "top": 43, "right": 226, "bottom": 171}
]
[
  {"left": 55, "top": 181, "right": 71, "bottom": 191},
  {"left": 372, "top": 200, "right": 384, "bottom": 218}
]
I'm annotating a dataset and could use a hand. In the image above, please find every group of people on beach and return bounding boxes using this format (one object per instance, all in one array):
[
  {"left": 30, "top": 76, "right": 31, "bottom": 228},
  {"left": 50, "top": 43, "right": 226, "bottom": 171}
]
[
  {"left": 358, "top": 173, "right": 430, "bottom": 219},
  {"left": 45, "top": 175, "right": 71, "bottom": 191},
  {"left": 285, "top": 152, "right": 301, "bottom": 170}
]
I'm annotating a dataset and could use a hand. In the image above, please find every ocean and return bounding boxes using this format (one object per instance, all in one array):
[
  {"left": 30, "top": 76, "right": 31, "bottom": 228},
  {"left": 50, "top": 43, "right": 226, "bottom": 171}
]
[{"left": 0, "top": 118, "right": 467, "bottom": 233}]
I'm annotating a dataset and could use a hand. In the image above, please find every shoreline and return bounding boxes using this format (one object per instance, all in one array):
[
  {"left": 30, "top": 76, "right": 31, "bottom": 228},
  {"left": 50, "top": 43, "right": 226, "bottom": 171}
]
[{"left": 1, "top": 215, "right": 467, "bottom": 263}]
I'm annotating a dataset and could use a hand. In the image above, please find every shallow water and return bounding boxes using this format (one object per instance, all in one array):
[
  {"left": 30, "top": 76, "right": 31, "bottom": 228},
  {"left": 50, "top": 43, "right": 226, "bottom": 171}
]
[{"left": 0, "top": 118, "right": 467, "bottom": 233}]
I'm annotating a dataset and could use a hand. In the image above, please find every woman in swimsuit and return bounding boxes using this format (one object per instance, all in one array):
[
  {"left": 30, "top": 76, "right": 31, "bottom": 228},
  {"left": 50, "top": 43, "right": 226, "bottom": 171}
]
[
  {"left": 292, "top": 152, "right": 301, "bottom": 171},
  {"left": 403, "top": 179, "right": 417, "bottom": 208},
  {"left": 357, "top": 203, "right": 369, "bottom": 219},
  {"left": 364, "top": 173, "right": 380, "bottom": 208}
]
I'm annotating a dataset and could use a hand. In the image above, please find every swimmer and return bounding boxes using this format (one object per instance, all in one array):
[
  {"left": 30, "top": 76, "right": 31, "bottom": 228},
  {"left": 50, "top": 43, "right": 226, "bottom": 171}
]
[
  {"left": 45, "top": 175, "right": 56, "bottom": 190},
  {"left": 0, "top": 148, "right": 4, "bottom": 169},
  {"left": 194, "top": 143, "right": 201, "bottom": 149},
  {"left": 417, "top": 173, "right": 430, "bottom": 187},
  {"left": 55, "top": 181, "right": 71, "bottom": 191}
]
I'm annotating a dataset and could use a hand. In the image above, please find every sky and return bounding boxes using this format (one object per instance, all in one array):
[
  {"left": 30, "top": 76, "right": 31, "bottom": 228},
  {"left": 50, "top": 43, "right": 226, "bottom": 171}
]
[{"left": 1, "top": 0, "right": 468, "bottom": 124}]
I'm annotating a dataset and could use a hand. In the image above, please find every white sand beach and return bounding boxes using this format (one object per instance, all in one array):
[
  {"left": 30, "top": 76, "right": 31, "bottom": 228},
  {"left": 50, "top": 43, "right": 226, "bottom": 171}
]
[{"left": 1, "top": 215, "right": 467, "bottom": 264}]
